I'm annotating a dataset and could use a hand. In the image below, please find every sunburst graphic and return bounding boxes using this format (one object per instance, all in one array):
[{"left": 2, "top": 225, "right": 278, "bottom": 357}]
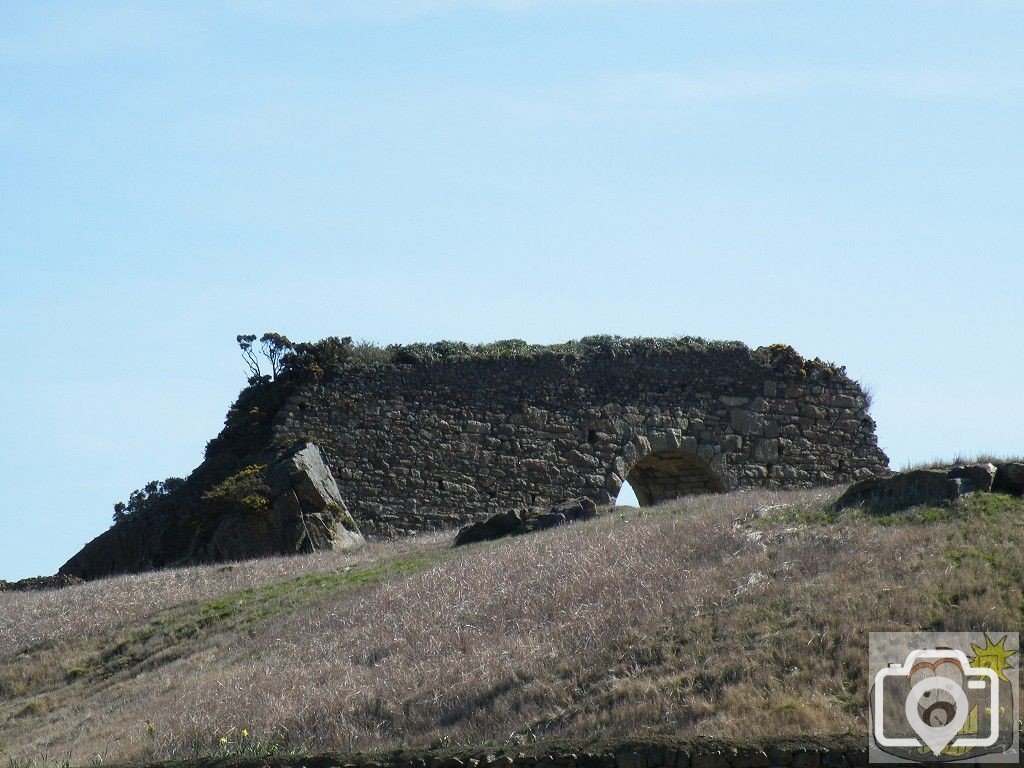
[{"left": 969, "top": 634, "right": 1018, "bottom": 682}]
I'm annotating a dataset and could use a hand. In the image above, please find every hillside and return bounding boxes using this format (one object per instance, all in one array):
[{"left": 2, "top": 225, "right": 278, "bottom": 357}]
[{"left": 3, "top": 486, "right": 1024, "bottom": 766}]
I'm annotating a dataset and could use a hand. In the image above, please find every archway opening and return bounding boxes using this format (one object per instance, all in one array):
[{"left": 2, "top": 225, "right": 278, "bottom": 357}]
[
  {"left": 615, "top": 479, "right": 640, "bottom": 507},
  {"left": 621, "top": 449, "right": 724, "bottom": 507}
]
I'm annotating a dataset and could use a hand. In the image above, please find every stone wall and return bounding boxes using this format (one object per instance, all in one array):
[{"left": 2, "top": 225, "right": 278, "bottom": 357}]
[
  {"left": 268, "top": 343, "right": 887, "bottom": 536},
  {"left": 119, "top": 736, "right": 877, "bottom": 768}
]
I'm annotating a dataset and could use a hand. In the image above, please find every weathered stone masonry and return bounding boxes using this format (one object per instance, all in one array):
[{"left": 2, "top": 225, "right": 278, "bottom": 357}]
[
  {"left": 268, "top": 345, "right": 888, "bottom": 537},
  {"left": 140, "top": 735, "right": 877, "bottom": 768}
]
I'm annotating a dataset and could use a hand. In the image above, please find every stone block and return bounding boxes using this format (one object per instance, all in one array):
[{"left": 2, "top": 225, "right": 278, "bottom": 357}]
[
  {"left": 649, "top": 429, "right": 684, "bottom": 452},
  {"left": 678, "top": 436, "right": 699, "bottom": 454},
  {"left": 719, "top": 395, "right": 750, "bottom": 407},
  {"left": 798, "top": 403, "right": 827, "bottom": 419},
  {"left": 733, "top": 750, "right": 769, "bottom": 768},
  {"left": 765, "top": 747, "right": 792, "bottom": 766},
  {"left": 721, "top": 434, "right": 743, "bottom": 452},
  {"left": 948, "top": 462, "right": 996, "bottom": 493},
  {"left": 754, "top": 438, "right": 780, "bottom": 462},
  {"left": 731, "top": 409, "right": 763, "bottom": 436},
  {"left": 994, "top": 462, "right": 1024, "bottom": 495},
  {"left": 790, "top": 751, "right": 820, "bottom": 768},
  {"left": 616, "top": 752, "right": 645, "bottom": 768},
  {"left": 690, "top": 753, "right": 731, "bottom": 768}
]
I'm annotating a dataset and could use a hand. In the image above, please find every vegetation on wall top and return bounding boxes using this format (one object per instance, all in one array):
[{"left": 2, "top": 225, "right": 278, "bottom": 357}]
[{"left": 233, "top": 332, "right": 846, "bottom": 380}]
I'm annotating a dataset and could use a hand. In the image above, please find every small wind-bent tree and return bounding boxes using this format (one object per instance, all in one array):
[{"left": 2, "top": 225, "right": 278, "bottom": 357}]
[
  {"left": 236, "top": 332, "right": 297, "bottom": 382},
  {"left": 236, "top": 334, "right": 261, "bottom": 380},
  {"left": 259, "top": 332, "right": 295, "bottom": 379}
]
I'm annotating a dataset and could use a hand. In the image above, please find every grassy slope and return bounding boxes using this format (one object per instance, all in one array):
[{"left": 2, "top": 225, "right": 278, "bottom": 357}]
[{"left": 2, "top": 488, "right": 1023, "bottom": 766}]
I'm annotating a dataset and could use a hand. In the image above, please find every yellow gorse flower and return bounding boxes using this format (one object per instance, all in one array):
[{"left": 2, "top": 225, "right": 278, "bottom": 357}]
[{"left": 241, "top": 729, "right": 249, "bottom": 739}]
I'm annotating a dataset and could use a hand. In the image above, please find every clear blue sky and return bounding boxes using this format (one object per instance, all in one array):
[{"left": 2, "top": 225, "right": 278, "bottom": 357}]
[{"left": 2, "top": 1, "right": 1022, "bottom": 581}]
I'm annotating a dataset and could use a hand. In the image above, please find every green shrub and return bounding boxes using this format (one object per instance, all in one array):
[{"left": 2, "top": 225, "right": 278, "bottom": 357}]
[
  {"left": 112, "top": 478, "right": 185, "bottom": 525},
  {"left": 201, "top": 466, "right": 270, "bottom": 516},
  {"left": 294, "top": 334, "right": 759, "bottom": 367}
]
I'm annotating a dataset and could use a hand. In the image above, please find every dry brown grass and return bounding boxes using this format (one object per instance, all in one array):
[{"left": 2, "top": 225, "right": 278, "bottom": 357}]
[
  {"left": 2, "top": 487, "right": 1023, "bottom": 766},
  {"left": 0, "top": 534, "right": 447, "bottom": 656},
  {"left": 901, "top": 454, "right": 1024, "bottom": 471}
]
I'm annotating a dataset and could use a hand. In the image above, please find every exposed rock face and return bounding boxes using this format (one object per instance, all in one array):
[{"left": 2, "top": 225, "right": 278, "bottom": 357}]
[
  {"left": 993, "top": 462, "right": 1024, "bottom": 495},
  {"left": 207, "top": 442, "right": 364, "bottom": 562},
  {"left": 835, "top": 462, "right": 1000, "bottom": 514},
  {"left": 454, "top": 497, "right": 598, "bottom": 546},
  {"left": 270, "top": 442, "right": 365, "bottom": 551},
  {"left": 61, "top": 442, "right": 362, "bottom": 580}
]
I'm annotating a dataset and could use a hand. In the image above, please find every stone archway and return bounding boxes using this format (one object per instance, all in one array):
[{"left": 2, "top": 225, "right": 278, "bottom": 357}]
[
  {"left": 606, "top": 430, "right": 726, "bottom": 507},
  {"left": 625, "top": 449, "right": 725, "bottom": 506}
]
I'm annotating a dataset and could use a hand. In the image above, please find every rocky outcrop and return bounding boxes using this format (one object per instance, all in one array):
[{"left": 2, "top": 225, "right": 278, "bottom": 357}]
[
  {"left": 454, "top": 497, "right": 598, "bottom": 546},
  {"left": 208, "top": 442, "right": 364, "bottom": 560},
  {"left": 0, "top": 574, "right": 84, "bottom": 592},
  {"left": 834, "top": 461, "right": 1010, "bottom": 514},
  {"left": 61, "top": 442, "right": 362, "bottom": 580},
  {"left": 993, "top": 462, "right": 1024, "bottom": 495}
]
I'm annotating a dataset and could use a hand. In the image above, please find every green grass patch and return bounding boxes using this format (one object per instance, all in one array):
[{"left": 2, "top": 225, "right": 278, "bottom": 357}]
[
  {"left": 97, "top": 553, "right": 443, "bottom": 677},
  {"left": 942, "top": 546, "right": 998, "bottom": 568},
  {"left": 843, "top": 490, "right": 1024, "bottom": 526}
]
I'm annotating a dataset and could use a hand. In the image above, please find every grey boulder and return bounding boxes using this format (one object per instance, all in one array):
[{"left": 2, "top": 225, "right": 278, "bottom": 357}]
[
  {"left": 454, "top": 496, "right": 599, "bottom": 547},
  {"left": 993, "top": 462, "right": 1024, "bottom": 495},
  {"left": 209, "top": 442, "right": 364, "bottom": 559},
  {"left": 835, "top": 463, "right": 998, "bottom": 514}
]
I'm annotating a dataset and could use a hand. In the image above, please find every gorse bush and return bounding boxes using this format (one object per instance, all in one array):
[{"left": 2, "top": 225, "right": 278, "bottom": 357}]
[
  {"left": 232, "top": 332, "right": 801, "bottom": 373},
  {"left": 232, "top": 332, "right": 849, "bottom": 375},
  {"left": 373, "top": 334, "right": 753, "bottom": 365},
  {"left": 201, "top": 466, "right": 270, "bottom": 516}
]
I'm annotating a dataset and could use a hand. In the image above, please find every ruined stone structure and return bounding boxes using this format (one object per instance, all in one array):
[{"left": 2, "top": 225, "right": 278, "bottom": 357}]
[
  {"left": 267, "top": 341, "right": 888, "bottom": 536},
  {"left": 60, "top": 338, "right": 889, "bottom": 578}
]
